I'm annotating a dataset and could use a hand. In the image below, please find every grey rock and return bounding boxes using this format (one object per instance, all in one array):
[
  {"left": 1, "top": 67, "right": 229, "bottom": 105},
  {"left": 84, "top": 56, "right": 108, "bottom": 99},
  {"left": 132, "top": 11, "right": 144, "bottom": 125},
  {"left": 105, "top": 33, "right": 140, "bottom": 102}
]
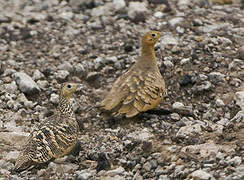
[
  {"left": 163, "top": 60, "right": 174, "bottom": 68},
  {"left": 226, "top": 156, "right": 242, "bottom": 166},
  {"left": 192, "top": 19, "right": 203, "bottom": 26},
  {"left": 198, "top": 23, "right": 231, "bottom": 33},
  {"left": 127, "top": 128, "right": 153, "bottom": 141},
  {"left": 143, "top": 161, "right": 152, "bottom": 171},
  {"left": 65, "top": 26, "right": 81, "bottom": 36},
  {"left": 33, "top": 69, "right": 44, "bottom": 81},
  {"left": 158, "top": 175, "right": 170, "bottom": 180},
  {"left": 171, "top": 113, "right": 180, "bottom": 121},
  {"left": 113, "top": 0, "right": 126, "bottom": 11},
  {"left": 228, "top": 59, "right": 243, "bottom": 70},
  {"left": 217, "top": 118, "right": 229, "bottom": 126},
  {"left": 50, "top": 93, "right": 59, "bottom": 104},
  {"left": 105, "top": 166, "right": 125, "bottom": 176},
  {"left": 172, "top": 102, "right": 184, "bottom": 109},
  {"left": 192, "top": 81, "right": 212, "bottom": 93},
  {"left": 190, "top": 169, "right": 214, "bottom": 180},
  {"left": 160, "top": 34, "right": 179, "bottom": 46},
  {"left": 87, "top": 19, "right": 103, "bottom": 30},
  {"left": 4, "top": 69, "right": 17, "bottom": 76},
  {"left": 13, "top": 72, "right": 40, "bottom": 95},
  {"left": 58, "top": 61, "right": 73, "bottom": 72},
  {"left": 180, "top": 58, "right": 190, "bottom": 65},
  {"left": 55, "top": 70, "right": 70, "bottom": 81},
  {"left": 149, "top": 159, "right": 158, "bottom": 169},
  {"left": 215, "top": 98, "right": 225, "bottom": 107},
  {"left": 59, "top": 11, "right": 74, "bottom": 20},
  {"left": 176, "top": 26, "right": 185, "bottom": 34},
  {"left": 209, "top": 72, "right": 225, "bottom": 83},
  {"left": 76, "top": 170, "right": 94, "bottom": 180},
  {"left": 235, "top": 91, "right": 244, "bottom": 111},
  {"left": 230, "top": 111, "right": 244, "bottom": 123},
  {"left": 18, "top": 93, "right": 35, "bottom": 108},
  {"left": 90, "top": 4, "right": 112, "bottom": 17},
  {"left": 5, "top": 81, "right": 18, "bottom": 94},
  {"left": 177, "top": 0, "right": 191, "bottom": 9},
  {"left": 75, "top": 63, "right": 87, "bottom": 78},
  {"left": 132, "top": 171, "right": 143, "bottom": 180},
  {"left": 128, "top": 2, "right": 148, "bottom": 22},
  {"left": 168, "top": 17, "right": 184, "bottom": 27},
  {"left": 239, "top": 45, "right": 244, "bottom": 60},
  {"left": 37, "top": 80, "right": 49, "bottom": 89},
  {"left": 198, "top": 74, "right": 208, "bottom": 81},
  {"left": 154, "top": 11, "right": 165, "bottom": 18},
  {"left": 176, "top": 124, "right": 202, "bottom": 138}
]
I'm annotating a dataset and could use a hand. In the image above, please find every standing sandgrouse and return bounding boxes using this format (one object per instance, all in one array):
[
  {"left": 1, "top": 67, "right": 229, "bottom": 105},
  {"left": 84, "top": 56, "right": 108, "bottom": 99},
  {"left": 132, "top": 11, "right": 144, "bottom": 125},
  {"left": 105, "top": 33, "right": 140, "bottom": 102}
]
[
  {"left": 100, "top": 31, "right": 166, "bottom": 118},
  {"left": 14, "top": 83, "right": 80, "bottom": 172}
]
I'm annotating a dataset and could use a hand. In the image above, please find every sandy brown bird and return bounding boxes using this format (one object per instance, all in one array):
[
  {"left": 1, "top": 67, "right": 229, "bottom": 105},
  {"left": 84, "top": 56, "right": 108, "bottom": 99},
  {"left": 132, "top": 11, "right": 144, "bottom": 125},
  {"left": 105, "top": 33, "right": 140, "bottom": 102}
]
[
  {"left": 14, "top": 83, "right": 80, "bottom": 172},
  {"left": 100, "top": 31, "right": 166, "bottom": 118}
]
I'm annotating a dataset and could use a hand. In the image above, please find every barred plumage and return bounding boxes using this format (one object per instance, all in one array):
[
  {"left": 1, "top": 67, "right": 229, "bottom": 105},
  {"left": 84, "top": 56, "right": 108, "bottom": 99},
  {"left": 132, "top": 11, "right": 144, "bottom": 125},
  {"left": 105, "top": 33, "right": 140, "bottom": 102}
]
[
  {"left": 14, "top": 83, "right": 80, "bottom": 172},
  {"left": 100, "top": 31, "right": 166, "bottom": 118}
]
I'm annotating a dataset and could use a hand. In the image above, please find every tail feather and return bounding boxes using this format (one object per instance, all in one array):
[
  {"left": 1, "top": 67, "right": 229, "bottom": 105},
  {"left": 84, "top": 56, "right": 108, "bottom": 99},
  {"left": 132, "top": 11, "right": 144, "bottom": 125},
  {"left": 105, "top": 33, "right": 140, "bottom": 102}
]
[{"left": 14, "top": 154, "right": 34, "bottom": 172}]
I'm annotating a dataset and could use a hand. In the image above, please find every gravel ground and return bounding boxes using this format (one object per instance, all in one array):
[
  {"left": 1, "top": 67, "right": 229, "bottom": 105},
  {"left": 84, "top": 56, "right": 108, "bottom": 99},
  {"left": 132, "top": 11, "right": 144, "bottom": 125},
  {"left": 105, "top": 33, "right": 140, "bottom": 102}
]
[{"left": 0, "top": 0, "right": 244, "bottom": 179}]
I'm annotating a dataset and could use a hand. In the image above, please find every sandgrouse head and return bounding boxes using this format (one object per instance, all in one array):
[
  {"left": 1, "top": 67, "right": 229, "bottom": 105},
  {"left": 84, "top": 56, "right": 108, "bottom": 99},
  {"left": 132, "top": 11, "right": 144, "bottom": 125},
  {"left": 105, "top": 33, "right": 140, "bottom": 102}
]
[
  {"left": 141, "top": 31, "right": 161, "bottom": 46},
  {"left": 60, "top": 82, "right": 80, "bottom": 98}
]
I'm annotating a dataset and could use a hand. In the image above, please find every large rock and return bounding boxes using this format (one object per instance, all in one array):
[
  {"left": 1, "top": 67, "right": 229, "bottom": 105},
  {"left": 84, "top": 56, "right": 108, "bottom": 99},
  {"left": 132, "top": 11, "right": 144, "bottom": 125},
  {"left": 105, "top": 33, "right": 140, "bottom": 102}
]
[
  {"left": 128, "top": 2, "right": 148, "bottom": 22},
  {"left": 13, "top": 72, "right": 40, "bottom": 95}
]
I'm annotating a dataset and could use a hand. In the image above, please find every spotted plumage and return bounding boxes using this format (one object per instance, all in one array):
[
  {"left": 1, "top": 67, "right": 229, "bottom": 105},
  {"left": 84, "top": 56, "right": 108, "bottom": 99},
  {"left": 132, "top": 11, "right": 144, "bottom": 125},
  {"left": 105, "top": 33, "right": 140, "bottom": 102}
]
[
  {"left": 100, "top": 31, "right": 166, "bottom": 118},
  {"left": 14, "top": 83, "right": 80, "bottom": 172}
]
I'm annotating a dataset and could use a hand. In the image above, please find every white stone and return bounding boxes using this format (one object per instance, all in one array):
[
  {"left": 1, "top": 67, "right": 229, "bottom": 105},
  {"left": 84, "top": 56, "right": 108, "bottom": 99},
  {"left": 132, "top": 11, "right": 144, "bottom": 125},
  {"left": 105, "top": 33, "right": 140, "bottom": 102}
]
[
  {"left": 160, "top": 35, "right": 179, "bottom": 46},
  {"left": 128, "top": 2, "right": 148, "bottom": 20},
  {"left": 168, "top": 17, "right": 184, "bottom": 27},
  {"left": 13, "top": 72, "right": 40, "bottom": 95},
  {"left": 143, "top": 162, "right": 152, "bottom": 171},
  {"left": 5, "top": 81, "right": 18, "bottom": 94},
  {"left": 33, "top": 69, "right": 44, "bottom": 81},
  {"left": 50, "top": 93, "right": 59, "bottom": 104},
  {"left": 180, "top": 58, "right": 190, "bottom": 65},
  {"left": 181, "top": 140, "right": 235, "bottom": 158},
  {"left": 176, "top": 124, "right": 202, "bottom": 138},
  {"left": 58, "top": 61, "right": 73, "bottom": 72},
  {"left": 163, "top": 60, "right": 174, "bottom": 68},
  {"left": 176, "top": 26, "right": 185, "bottom": 34},
  {"left": 235, "top": 91, "right": 244, "bottom": 111},
  {"left": 113, "top": 0, "right": 126, "bottom": 11},
  {"left": 191, "top": 169, "right": 214, "bottom": 180},
  {"left": 154, "top": 11, "right": 165, "bottom": 18},
  {"left": 106, "top": 166, "right": 125, "bottom": 176},
  {"left": 215, "top": 98, "right": 225, "bottom": 107},
  {"left": 172, "top": 102, "right": 184, "bottom": 109},
  {"left": 127, "top": 128, "right": 153, "bottom": 141},
  {"left": 55, "top": 70, "right": 70, "bottom": 80},
  {"left": 59, "top": 11, "right": 74, "bottom": 20},
  {"left": 18, "top": 93, "right": 34, "bottom": 108}
]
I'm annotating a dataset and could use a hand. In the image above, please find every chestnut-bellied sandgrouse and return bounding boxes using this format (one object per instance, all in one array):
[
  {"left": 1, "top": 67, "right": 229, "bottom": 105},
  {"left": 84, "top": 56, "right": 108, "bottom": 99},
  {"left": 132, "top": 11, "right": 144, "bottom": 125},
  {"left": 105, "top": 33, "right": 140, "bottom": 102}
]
[
  {"left": 100, "top": 31, "right": 166, "bottom": 118},
  {"left": 14, "top": 82, "right": 80, "bottom": 172}
]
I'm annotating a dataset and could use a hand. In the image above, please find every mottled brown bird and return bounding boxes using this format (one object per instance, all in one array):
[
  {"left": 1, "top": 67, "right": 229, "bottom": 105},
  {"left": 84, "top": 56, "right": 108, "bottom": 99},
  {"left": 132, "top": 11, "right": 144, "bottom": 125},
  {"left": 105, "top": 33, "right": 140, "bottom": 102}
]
[
  {"left": 14, "top": 83, "right": 80, "bottom": 172},
  {"left": 100, "top": 31, "right": 166, "bottom": 118}
]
